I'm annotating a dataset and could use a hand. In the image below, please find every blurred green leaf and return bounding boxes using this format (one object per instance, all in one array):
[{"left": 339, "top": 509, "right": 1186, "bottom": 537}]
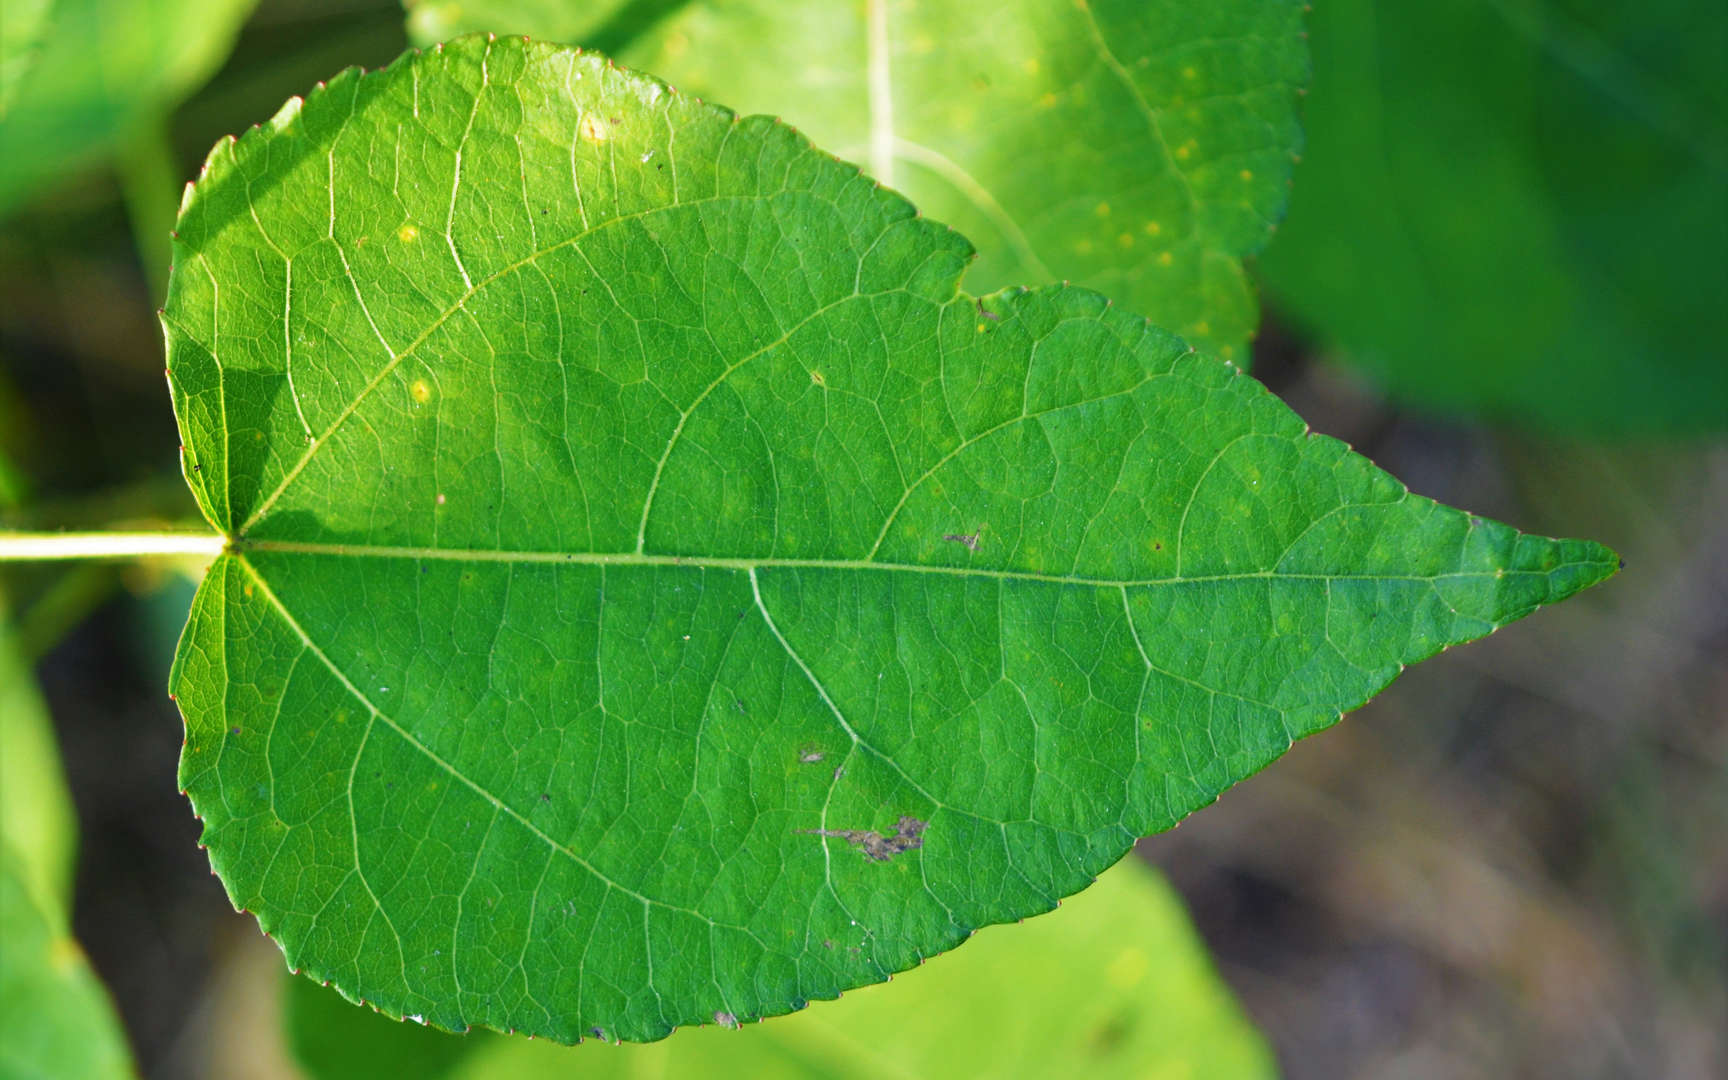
[
  {"left": 165, "top": 35, "right": 1614, "bottom": 1043},
  {"left": 0, "top": 456, "right": 24, "bottom": 512},
  {"left": 405, "top": 0, "right": 1309, "bottom": 364},
  {"left": 0, "top": 849, "right": 135, "bottom": 1080},
  {"left": 0, "top": 607, "right": 77, "bottom": 922},
  {"left": 290, "top": 857, "right": 1275, "bottom": 1080},
  {"left": 287, "top": 964, "right": 472, "bottom": 1080},
  {"left": 407, "top": 0, "right": 629, "bottom": 50},
  {"left": 0, "top": 0, "right": 258, "bottom": 217},
  {"left": 1257, "top": 0, "right": 1728, "bottom": 434},
  {"left": 0, "top": 0, "right": 52, "bottom": 115}
]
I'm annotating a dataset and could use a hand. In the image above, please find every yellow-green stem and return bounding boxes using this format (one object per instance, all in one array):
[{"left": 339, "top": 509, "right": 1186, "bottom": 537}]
[{"left": 0, "top": 531, "right": 224, "bottom": 561}]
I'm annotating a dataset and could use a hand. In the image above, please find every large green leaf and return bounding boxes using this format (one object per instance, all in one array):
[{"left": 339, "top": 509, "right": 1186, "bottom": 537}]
[
  {"left": 1257, "top": 0, "right": 1728, "bottom": 434},
  {"left": 163, "top": 35, "right": 1614, "bottom": 1044},
  {"left": 406, "top": 0, "right": 1308, "bottom": 364},
  {"left": 289, "top": 857, "right": 1273, "bottom": 1079},
  {"left": 0, "top": 0, "right": 256, "bottom": 217}
]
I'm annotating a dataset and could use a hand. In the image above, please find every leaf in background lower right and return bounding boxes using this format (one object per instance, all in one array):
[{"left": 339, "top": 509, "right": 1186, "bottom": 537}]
[{"left": 288, "top": 856, "right": 1275, "bottom": 1080}]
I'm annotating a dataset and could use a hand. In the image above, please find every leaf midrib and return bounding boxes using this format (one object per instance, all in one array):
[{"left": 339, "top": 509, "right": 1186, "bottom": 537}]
[{"left": 234, "top": 538, "right": 1588, "bottom": 590}]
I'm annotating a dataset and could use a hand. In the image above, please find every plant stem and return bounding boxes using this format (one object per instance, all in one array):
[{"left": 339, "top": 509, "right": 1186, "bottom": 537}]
[{"left": 0, "top": 531, "right": 225, "bottom": 562}]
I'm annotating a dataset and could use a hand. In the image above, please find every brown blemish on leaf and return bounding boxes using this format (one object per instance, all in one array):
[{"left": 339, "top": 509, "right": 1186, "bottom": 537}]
[
  {"left": 713, "top": 1011, "right": 739, "bottom": 1029},
  {"left": 800, "top": 815, "right": 927, "bottom": 862},
  {"left": 798, "top": 746, "right": 825, "bottom": 764},
  {"left": 943, "top": 531, "right": 981, "bottom": 551}
]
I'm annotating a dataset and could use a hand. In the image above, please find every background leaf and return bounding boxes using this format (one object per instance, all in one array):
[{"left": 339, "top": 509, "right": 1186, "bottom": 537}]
[
  {"left": 0, "top": 613, "right": 77, "bottom": 918},
  {"left": 0, "top": 614, "right": 137, "bottom": 1079},
  {"left": 289, "top": 856, "right": 1274, "bottom": 1080},
  {"left": 0, "top": 852, "right": 136, "bottom": 1080},
  {"left": 1256, "top": 0, "right": 1728, "bottom": 434},
  {"left": 405, "top": 0, "right": 1309, "bottom": 364},
  {"left": 0, "top": 0, "right": 52, "bottom": 116},
  {"left": 164, "top": 35, "right": 1614, "bottom": 1044},
  {"left": 0, "top": 0, "right": 258, "bottom": 218}
]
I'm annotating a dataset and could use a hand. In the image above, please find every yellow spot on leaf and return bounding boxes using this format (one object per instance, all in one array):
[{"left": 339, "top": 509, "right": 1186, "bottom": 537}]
[
  {"left": 1095, "top": 201, "right": 1111, "bottom": 217},
  {"left": 664, "top": 31, "right": 689, "bottom": 58},
  {"left": 1158, "top": 251, "right": 1174, "bottom": 266},
  {"left": 1191, "top": 321, "right": 1211, "bottom": 336},
  {"left": 911, "top": 34, "right": 935, "bottom": 54},
  {"left": 411, "top": 379, "right": 433, "bottom": 404},
  {"left": 1240, "top": 168, "right": 1254, "bottom": 181},
  {"left": 810, "top": 370, "right": 826, "bottom": 387},
  {"left": 1040, "top": 92, "right": 1059, "bottom": 108},
  {"left": 1076, "top": 239, "right": 1094, "bottom": 254},
  {"left": 1022, "top": 57, "right": 1040, "bottom": 76},
  {"left": 1144, "top": 221, "right": 1162, "bottom": 236},
  {"left": 1182, "top": 66, "right": 1198, "bottom": 80},
  {"left": 1117, "top": 232, "right": 1134, "bottom": 248},
  {"left": 580, "top": 113, "right": 609, "bottom": 143},
  {"left": 397, "top": 224, "right": 418, "bottom": 243},
  {"left": 1175, "top": 142, "right": 1193, "bottom": 161}
]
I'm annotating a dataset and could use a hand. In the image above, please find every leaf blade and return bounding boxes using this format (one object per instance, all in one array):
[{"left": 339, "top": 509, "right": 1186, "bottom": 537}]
[{"left": 165, "top": 35, "right": 1615, "bottom": 1043}]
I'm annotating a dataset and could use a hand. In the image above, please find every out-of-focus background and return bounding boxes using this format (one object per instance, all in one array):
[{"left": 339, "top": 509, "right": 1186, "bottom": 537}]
[{"left": 2, "top": 1, "right": 1723, "bottom": 1077}]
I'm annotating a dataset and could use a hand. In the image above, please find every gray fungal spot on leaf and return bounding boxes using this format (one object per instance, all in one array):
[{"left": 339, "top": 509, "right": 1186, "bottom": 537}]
[{"left": 800, "top": 815, "right": 927, "bottom": 862}]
